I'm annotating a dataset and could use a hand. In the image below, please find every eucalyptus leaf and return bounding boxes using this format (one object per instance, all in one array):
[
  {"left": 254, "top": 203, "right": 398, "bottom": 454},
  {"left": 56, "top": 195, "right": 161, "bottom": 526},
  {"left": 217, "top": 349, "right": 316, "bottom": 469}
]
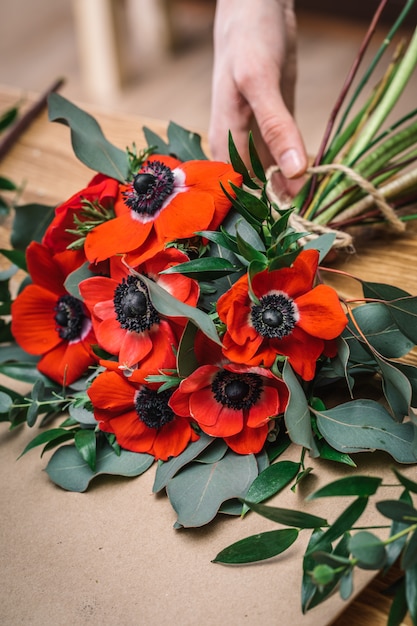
[
  {"left": 241, "top": 460, "right": 300, "bottom": 515},
  {"left": 315, "top": 399, "right": 417, "bottom": 463},
  {"left": 374, "top": 354, "right": 412, "bottom": 421},
  {"left": 283, "top": 361, "right": 319, "bottom": 455},
  {"left": 48, "top": 93, "right": 129, "bottom": 181},
  {"left": 0, "top": 390, "right": 13, "bottom": 413},
  {"left": 166, "top": 121, "right": 208, "bottom": 161},
  {"left": 65, "top": 262, "right": 96, "bottom": 299},
  {"left": 213, "top": 528, "right": 299, "bottom": 564},
  {"left": 166, "top": 449, "right": 258, "bottom": 527},
  {"left": 302, "top": 233, "right": 337, "bottom": 262},
  {"left": 339, "top": 570, "right": 354, "bottom": 601},
  {"left": 194, "top": 439, "right": 228, "bottom": 464},
  {"left": 349, "top": 531, "right": 386, "bottom": 569},
  {"left": 387, "top": 578, "right": 408, "bottom": 626},
  {"left": 139, "top": 273, "right": 221, "bottom": 346},
  {"left": 349, "top": 302, "right": 414, "bottom": 358},
  {"left": 386, "top": 296, "right": 417, "bottom": 344},
  {"left": 45, "top": 441, "right": 154, "bottom": 491},
  {"left": 152, "top": 432, "right": 214, "bottom": 492},
  {"left": 68, "top": 403, "right": 97, "bottom": 426}
]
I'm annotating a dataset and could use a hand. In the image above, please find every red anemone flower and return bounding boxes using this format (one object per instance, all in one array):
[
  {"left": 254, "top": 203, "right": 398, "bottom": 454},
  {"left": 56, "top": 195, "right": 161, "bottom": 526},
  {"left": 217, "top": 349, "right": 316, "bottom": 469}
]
[
  {"left": 11, "top": 242, "right": 97, "bottom": 386},
  {"left": 216, "top": 249, "right": 348, "bottom": 381},
  {"left": 88, "top": 369, "right": 199, "bottom": 461},
  {"left": 42, "top": 173, "right": 120, "bottom": 254},
  {"left": 169, "top": 362, "right": 289, "bottom": 454},
  {"left": 84, "top": 155, "right": 243, "bottom": 266},
  {"left": 79, "top": 248, "right": 199, "bottom": 376}
]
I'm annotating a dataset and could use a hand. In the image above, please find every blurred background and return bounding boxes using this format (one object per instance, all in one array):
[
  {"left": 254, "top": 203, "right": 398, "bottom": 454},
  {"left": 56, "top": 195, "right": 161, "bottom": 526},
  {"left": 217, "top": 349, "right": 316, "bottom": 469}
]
[{"left": 0, "top": 0, "right": 416, "bottom": 156}]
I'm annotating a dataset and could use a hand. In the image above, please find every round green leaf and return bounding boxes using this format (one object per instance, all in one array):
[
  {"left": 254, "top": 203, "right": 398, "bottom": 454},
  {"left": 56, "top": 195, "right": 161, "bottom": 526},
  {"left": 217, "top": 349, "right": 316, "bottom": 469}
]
[{"left": 349, "top": 531, "right": 386, "bottom": 569}]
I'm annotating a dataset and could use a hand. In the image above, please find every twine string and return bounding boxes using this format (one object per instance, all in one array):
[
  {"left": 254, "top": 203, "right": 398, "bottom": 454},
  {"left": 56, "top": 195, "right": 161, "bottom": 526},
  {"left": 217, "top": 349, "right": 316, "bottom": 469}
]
[{"left": 265, "top": 162, "right": 405, "bottom": 251}]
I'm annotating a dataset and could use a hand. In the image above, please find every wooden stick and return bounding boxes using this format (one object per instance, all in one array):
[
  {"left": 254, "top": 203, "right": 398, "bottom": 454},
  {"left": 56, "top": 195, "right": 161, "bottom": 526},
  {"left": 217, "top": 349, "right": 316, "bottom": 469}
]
[{"left": 0, "top": 77, "right": 65, "bottom": 162}]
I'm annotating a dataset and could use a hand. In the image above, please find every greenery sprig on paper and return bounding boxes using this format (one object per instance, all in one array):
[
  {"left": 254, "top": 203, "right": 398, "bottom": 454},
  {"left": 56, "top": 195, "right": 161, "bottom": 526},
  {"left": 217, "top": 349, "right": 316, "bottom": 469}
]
[{"left": 1, "top": 1, "right": 417, "bottom": 623}]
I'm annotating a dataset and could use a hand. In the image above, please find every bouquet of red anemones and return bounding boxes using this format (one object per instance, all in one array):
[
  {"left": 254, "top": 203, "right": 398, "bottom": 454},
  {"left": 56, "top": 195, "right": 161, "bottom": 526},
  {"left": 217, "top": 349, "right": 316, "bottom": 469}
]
[{"left": 2, "top": 3, "right": 417, "bottom": 620}]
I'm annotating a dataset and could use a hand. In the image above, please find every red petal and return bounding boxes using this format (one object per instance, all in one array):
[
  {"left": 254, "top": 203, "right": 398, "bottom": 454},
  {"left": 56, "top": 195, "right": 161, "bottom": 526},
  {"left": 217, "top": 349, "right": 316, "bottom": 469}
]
[
  {"left": 224, "top": 423, "right": 269, "bottom": 454},
  {"left": 85, "top": 213, "right": 152, "bottom": 263},
  {"left": 38, "top": 337, "right": 96, "bottom": 386},
  {"left": 11, "top": 285, "right": 61, "bottom": 354},
  {"left": 296, "top": 285, "right": 347, "bottom": 339},
  {"left": 151, "top": 418, "right": 196, "bottom": 461},
  {"left": 88, "top": 370, "right": 136, "bottom": 412}
]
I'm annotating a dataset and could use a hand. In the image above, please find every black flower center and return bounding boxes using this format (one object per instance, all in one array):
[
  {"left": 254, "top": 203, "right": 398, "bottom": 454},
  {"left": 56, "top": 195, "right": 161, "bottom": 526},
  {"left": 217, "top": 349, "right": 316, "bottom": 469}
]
[
  {"left": 54, "top": 294, "right": 85, "bottom": 341},
  {"left": 135, "top": 387, "right": 175, "bottom": 429},
  {"left": 113, "top": 275, "right": 159, "bottom": 332},
  {"left": 211, "top": 370, "right": 263, "bottom": 410},
  {"left": 251, "top": 292, "right": 298, "bottom": 339},
  {"left": 123, "top": 160, "right": 175, "bottom": 216}
]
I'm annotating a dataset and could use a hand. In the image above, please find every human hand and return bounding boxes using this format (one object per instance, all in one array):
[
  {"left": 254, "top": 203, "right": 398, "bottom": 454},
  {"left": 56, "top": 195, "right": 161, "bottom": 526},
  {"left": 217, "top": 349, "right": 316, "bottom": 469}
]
[{"left": 208, "top": 0, "right": 307, "bottom": 196}]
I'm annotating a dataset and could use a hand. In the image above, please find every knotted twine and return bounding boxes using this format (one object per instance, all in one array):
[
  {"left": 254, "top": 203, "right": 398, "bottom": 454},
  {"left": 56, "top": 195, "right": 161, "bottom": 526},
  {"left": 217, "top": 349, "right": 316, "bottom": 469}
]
[{"left": 265, "top": 162, "right": 405, "bottom": 252}]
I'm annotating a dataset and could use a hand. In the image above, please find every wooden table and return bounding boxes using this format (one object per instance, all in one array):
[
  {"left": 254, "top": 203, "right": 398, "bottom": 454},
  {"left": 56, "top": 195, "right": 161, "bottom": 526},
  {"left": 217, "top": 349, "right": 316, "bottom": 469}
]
[{"left": 0, "top": 84, "right": 415, "bottom": 626}]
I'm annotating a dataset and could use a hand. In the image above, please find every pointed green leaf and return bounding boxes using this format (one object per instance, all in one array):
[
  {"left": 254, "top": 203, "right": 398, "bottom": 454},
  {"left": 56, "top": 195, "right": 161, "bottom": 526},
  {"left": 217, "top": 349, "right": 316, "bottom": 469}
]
[
  {"left": 308, "top": 475, "right": 382, "bottom": 499},
  {"left": 405, "top": 563, "right": 417, "bottom": 625},
  {"left": 248, "top": 132, "right": 266, "bottom": 182},
  {"left": 74, "top": 428, "right": 97, "bottom": 471},
  {"left": 242, "top": 500, "right": 328, "bottom": 529},
  {"left": 160, "top": 256, "right": 239, "bottom": 280},
  {"left": 48, "top": 93, "right": 129, "bottom": 181},
  {"left": 385, "top": 489, "right": 413, "bottom": 572},
  {"left": 393, "top": 468, "right": 417, "bottom": 494},
  {"left": 213, "top": 528, "right": 299, "bottom": 564},
  {"left": 401, "top": 528, "right": 417, "bottom": 570},
  {"left": 0, "top": 248, "right": 26, "bottom": 271},
  {"left": 241, "top": 460, "right": 300, "bottom": 515},
  {"left": 362, "top": 281, "right": 411, "bottom": 301},
  {"left": 45, "top": 442, "right": 154, "bottom": 491},
  {"left": 18, "top": 428, "right": 75, "bottom": 457},
  {"left": 376, "top": 499, "right": 417, "bottom": 523},
  {"left": 227, "top": 131, "right": 259, "bottom": 190},
  {"left": 308, "top": 497, "right": 369, "bottom": 554}
]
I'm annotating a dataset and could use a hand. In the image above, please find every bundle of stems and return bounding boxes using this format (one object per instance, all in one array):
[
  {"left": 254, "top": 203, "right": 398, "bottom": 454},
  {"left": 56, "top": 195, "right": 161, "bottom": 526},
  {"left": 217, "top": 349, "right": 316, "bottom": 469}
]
[{"left": 292, "top": 0, "right": 417, "bottom": 235}]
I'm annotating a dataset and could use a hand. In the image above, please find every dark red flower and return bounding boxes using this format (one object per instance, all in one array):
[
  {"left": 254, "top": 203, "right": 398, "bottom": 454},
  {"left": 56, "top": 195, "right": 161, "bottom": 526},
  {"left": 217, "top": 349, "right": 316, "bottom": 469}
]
[
  {"left": 84, "top": 155, "right": 243, "bottom": 266},
  {"left": 79, "top": 248, "right": 199, "bottom": 376},
  {"left": 216, "top": 249, "right": 348, "bottom": 381},
  {"left": 42, "top": 173, "right": 120, "bottom": 254},
  {"left": 88, "top": 369, "right": 198, "bottom": 460},
  {"left": 11, "top": 242, "right": 97, "bottom": 385},
  {"left": 169, "top": 362, "right": 289, "bottom": 454}
]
